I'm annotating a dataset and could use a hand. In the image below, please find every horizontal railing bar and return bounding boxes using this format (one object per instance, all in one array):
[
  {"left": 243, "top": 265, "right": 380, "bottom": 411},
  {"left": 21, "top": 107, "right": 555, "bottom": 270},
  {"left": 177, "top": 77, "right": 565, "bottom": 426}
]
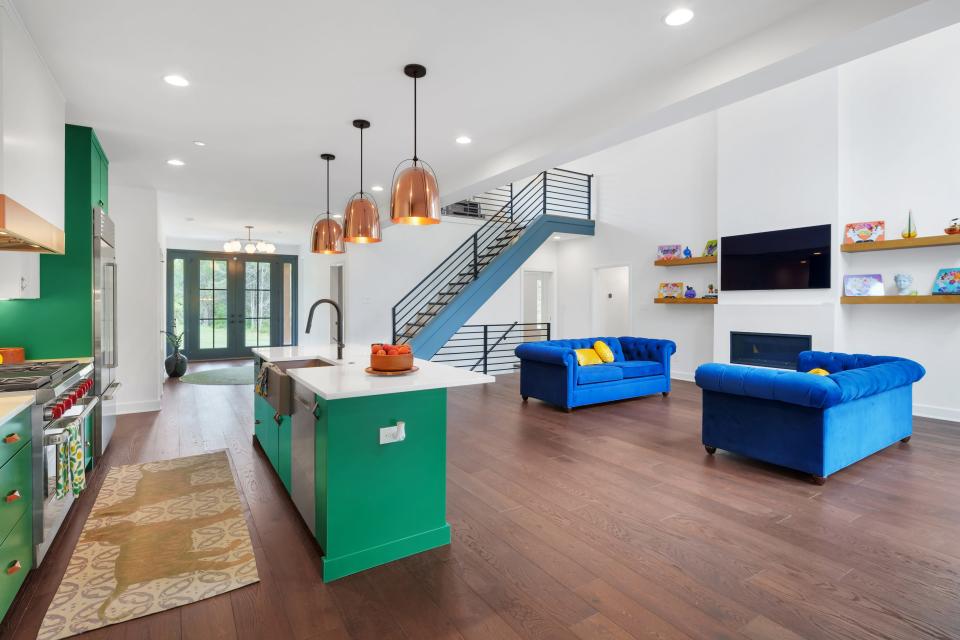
[{"left": 549, "top": 167, "right": 593, "bottom": 178}]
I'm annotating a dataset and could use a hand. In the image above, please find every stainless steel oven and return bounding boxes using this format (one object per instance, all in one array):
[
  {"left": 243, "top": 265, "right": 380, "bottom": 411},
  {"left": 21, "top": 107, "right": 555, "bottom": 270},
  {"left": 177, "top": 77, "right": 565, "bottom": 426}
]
[
  {"left": 93, "top": 207, "right": 120, "bottom": 457},
  {"left": 0, "top": 359, "right": 95, "bottom": 564},
  {"left": 38, "top": 374, "right": 97, "bottom": 562}
]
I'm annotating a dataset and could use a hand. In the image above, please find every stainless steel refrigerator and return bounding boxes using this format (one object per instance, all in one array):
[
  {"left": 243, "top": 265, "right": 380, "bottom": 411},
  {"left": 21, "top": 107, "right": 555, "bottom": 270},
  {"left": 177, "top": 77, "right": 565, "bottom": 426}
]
[{"left": 93, "top": 206, "right": 120, "bottom": 456}]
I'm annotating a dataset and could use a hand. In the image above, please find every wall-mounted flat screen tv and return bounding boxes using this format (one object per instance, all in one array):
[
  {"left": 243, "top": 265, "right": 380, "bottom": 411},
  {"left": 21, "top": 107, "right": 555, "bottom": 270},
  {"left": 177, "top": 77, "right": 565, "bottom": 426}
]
[{"left": 721, "top": 224, "right": 831, "bottom": 291}]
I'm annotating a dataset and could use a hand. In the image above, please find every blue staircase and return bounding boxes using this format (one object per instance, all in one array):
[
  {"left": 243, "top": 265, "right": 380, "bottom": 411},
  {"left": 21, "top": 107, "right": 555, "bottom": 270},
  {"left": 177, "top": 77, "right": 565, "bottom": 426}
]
[{"left": 392, "top": 169, "right": 594, "bottom": 358}]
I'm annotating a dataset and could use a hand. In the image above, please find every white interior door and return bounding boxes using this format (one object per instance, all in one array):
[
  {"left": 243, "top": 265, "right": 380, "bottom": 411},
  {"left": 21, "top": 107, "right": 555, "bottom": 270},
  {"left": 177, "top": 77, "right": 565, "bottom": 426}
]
[
  {"left": 523, "top": 271, "right": 552, "bottom": 336},
  {"left": 594, "top": 266, "right": 630, "bottom": 336}
]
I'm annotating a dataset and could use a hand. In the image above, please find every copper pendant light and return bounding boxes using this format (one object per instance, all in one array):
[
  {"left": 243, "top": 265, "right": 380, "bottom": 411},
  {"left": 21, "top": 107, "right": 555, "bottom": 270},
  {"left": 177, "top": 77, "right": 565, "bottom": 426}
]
[
  {"left": 343, "top": 119, "right": 382, "bottom": 243},
  {"left": 390, "top": 64, "right": 440, "bottom": 225},
  {"left": 311, "top": 153, "right": 345, "bottom": 254}
]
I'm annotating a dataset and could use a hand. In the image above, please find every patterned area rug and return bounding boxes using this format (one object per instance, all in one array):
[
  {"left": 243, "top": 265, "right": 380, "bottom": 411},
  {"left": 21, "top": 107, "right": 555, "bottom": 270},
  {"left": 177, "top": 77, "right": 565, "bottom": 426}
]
[{"left": 38, "top": 451, "right": 259, "bottom": 639}]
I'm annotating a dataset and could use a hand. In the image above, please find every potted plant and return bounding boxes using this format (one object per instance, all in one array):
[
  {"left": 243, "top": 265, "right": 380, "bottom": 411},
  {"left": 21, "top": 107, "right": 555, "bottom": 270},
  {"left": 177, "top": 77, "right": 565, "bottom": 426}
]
[{"left": 162, "top": 325, "right": 188, "bottom": 377}]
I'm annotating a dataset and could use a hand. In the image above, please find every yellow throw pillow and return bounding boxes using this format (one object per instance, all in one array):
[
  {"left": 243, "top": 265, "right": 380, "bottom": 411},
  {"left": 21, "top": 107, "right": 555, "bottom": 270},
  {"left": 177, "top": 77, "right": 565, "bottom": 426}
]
[
  {"left": 807, "top": 368, "right": 830, "bottom": 376},
  {"left": 593, "top": 340, "right": 615, "bottom": 363},
  {"left": 575, "top": 348, "right": 602, "bottom": 366}
]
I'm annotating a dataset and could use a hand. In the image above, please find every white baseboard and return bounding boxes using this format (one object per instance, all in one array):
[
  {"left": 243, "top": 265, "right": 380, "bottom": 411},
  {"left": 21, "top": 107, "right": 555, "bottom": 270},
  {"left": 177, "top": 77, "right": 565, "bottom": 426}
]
[
  {"left": 913, "top": 403, "right": 960, "bottom": 423},
  {"left": 117, "top": 400, "right": 162, "bottom": 415},
  {"left": 672, "top": 371, "right": 696, "bottom": 383}
]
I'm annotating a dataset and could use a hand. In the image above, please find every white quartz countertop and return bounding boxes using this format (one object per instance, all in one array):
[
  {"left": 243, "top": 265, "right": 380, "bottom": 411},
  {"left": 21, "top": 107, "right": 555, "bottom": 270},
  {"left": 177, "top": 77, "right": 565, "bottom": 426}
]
[
  {"left": 0, "top": 395, "right": 34, "bottom": 428},
  {"left": 253, "top": 344, "right": 494, "bottom": 400}
]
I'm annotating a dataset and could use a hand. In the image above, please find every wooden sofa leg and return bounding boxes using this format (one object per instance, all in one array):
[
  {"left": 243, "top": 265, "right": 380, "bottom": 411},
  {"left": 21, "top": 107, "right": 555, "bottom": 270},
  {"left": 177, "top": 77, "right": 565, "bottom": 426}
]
[
  {"left": 811, "top": 475, "right": 827, "bottom": 486},
  {"left": 662, "top": 391, "right": 670, "bottom": 397},
  {"left": 704, "top": 445, "right": 716, "bottom": 455},
  {"left": 522, "top": 396, "right": 528, "bottom": 402},
  {"left": 900, "top": 435, "right": 911, "bottom": 443},
  {"left": 565, "top": 407, "right": 573, "bottom": 414}
]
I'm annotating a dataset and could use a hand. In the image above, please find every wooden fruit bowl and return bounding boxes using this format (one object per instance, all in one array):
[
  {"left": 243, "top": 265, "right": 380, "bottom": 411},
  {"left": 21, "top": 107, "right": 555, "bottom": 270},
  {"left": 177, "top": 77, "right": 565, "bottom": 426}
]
[{"left": 370, "top": 353, "right": 414, "bottom": 372}]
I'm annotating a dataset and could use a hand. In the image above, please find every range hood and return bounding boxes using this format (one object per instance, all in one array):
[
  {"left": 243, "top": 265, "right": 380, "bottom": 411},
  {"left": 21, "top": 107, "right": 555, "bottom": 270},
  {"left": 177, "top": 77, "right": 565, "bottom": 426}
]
[{"left": 0, "top": 194, "right": 65, "bottom": 254}]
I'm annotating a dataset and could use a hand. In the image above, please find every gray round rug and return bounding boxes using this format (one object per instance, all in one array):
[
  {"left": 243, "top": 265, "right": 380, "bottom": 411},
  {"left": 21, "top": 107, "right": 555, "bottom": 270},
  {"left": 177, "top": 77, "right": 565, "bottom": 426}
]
[{"left": 178, "top": 366, "right": 254, "bottom": 385}]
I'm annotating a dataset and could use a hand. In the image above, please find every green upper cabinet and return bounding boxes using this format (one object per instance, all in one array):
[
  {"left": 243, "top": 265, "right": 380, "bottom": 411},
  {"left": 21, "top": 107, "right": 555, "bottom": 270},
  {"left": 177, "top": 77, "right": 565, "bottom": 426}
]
[
  {"left": 92, "top": 137, "right": 108, "bottom": 213},
  {"left": 0, "top": 125, "right": 106, "bottom": 359}
]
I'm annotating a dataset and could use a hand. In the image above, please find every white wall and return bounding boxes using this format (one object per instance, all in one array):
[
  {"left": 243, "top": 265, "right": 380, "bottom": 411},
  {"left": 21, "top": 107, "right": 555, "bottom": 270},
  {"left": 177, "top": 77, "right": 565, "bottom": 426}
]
[
  {"left": 112, "top": 185, "right": 163, "bottom": 414},
  {"left": 837, "top": 23, "right": 960, "bottom": 421},
  {"left": 555, "top": 113, "right": 719, "bottom": 380}
]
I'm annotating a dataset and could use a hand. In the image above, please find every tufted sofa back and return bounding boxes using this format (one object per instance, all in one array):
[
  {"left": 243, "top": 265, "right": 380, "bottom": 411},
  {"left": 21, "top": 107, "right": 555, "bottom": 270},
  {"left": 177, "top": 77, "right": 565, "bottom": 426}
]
[
  {"left": 797, "top": 351, "right": 902, "bottom": 373},
  {"left": 535, "top": 338, "right": 625, "bottom": 361}
]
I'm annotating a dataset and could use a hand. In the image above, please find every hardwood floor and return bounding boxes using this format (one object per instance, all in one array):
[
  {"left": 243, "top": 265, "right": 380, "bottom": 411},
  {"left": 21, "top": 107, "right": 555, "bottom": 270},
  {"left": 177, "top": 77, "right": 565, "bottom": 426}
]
[{"left": 4, "top": 361, "right": 960, "bottom": 639}]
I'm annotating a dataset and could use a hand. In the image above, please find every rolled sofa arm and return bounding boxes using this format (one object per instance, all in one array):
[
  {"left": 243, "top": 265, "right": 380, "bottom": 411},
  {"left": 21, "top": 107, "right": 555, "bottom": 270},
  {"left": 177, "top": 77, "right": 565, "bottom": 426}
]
[
  {"left": 515, "top": 343, "right": 578, "bottom": 367},
  {"left": 829, "top": 360, "right": 925, "bottom": 403}
]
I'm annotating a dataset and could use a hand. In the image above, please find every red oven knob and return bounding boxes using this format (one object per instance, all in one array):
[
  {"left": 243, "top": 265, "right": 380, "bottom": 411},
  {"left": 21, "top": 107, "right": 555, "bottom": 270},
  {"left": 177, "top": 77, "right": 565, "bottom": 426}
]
[
  {"left": 63, "top": 396, "right": 73, "bottom": 410},
  {"left": 53, "top": 405, "right": 63, "bottom": 419}
]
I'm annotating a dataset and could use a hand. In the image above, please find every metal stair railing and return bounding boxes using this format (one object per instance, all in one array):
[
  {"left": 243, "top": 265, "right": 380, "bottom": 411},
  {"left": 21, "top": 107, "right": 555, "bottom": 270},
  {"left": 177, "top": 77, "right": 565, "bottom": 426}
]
[
  {"left": 392, "top": 169, "right": 590, "bottom": 344},
  {"left": 431, "top": 322, "right": 551, "bottom": 374}
]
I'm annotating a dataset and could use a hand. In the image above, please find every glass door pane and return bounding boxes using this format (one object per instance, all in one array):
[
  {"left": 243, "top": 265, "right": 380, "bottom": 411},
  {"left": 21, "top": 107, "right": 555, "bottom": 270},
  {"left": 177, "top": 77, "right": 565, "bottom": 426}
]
[
  {"left": 244, "top": 261, "right": 272, "bottom": 347},
  {"left": 197, "top": 258, "right": 230, "bottom": 353}
]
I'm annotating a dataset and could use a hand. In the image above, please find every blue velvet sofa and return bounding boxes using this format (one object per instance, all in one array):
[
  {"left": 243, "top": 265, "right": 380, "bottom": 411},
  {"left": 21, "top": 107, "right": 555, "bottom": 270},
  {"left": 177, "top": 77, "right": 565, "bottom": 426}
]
[
  {"left": 695, "top": 351, "right": 925, "bottom": 483},
  {"left": 515, "top": 337, "right": 676, "bottom": 411}
]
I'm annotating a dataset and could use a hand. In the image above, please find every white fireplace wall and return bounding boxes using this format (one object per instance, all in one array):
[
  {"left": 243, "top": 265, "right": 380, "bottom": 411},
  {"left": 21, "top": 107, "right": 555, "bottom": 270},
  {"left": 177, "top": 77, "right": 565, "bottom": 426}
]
[{"left": 715, "top": 70, "right": 843, "bottom": 361}]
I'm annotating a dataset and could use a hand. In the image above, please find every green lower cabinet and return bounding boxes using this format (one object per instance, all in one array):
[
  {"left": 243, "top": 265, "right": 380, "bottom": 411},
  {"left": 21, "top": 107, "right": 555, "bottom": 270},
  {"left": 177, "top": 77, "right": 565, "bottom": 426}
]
[
  {"left": 315, "top": 388, "right": 450, "bottom": 582},
  {"left": 254, "top": 394, "right": 277, "bottom": 470},
  {"left": 277, "top": 414, "right": 291, "bottom": 494},
  {"left": 254, "top": 394, "right": 291, "bottom": 493},
  {"left": 0, "top": 444, "right": 31, "bottom": 538},
  {"left": 0, "top": 504, "right": 32, "bottom": 620},
  {"left": 83, "top": 413, "right": 94, "bottom": 470}
]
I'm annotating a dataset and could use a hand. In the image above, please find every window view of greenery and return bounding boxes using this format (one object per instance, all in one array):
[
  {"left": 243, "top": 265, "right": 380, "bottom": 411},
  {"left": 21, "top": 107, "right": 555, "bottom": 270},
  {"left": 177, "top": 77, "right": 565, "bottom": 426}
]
[
  {"left": 245, "top": 262, "right": 271, "bottom": 347},
  {"left": 199, "top": 259, "right": 228, "bottom": 349},
  {"left": 172, "top": 258, "right": 185, "bottom": 343}
]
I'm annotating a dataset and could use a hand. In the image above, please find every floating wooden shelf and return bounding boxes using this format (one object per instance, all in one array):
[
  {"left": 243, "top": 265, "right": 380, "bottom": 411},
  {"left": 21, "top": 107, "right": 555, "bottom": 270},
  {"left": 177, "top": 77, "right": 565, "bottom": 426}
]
[
  {"left": 654, "top": 297, "right": 718, "bottom": 305},
  {"left": 841, "top": 295, "right": 960, "bottom": 305},
  {"left": 841, "top": 234, "right": 960, "bottom": 253},
  {"left": 654, "top": 256, "right": 718, "bottom": 266}
]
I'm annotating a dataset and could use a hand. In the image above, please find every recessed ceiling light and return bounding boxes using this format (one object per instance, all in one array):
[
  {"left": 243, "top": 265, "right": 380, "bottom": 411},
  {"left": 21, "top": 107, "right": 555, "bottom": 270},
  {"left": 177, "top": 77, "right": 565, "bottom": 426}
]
[
  {"left": 664, "top": 8, "right": 694, "bottom": 26},
  {"left": 371, "top": 185, "right": 384, "bottom": 192},
  {"left": 185, "top": 217, "right": 195, "bottom": 222},
  {"left": 167, "top": 158, "right": 185, "bottom": 166},
  {"left": 163, "top": 74, "right": 190, "bottom": 87},
  {"left": 193, "top": 140, "right": 206, "bottom": 147},
  {"left": 455, "top": 136, "right": 472, "bottom": 145}
]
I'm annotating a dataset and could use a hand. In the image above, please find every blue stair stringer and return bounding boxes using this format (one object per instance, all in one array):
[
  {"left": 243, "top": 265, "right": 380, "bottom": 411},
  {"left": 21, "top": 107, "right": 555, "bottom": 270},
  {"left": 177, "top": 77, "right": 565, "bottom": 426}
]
[{"left": 410, "top": 215, "right": 595, "bottom": 358}]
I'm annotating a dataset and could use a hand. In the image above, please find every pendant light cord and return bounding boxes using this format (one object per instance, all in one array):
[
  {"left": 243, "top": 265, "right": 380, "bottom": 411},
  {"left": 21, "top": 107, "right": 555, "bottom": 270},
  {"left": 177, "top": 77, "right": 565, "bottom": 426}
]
[
  {"left": 360, "top": 126, "right": 364, "bottom": 195},
  {"left": 413, "top": 77, "right": 418, "bottom": 163},
  {"left": 325, "top": 157, "right": 330, "bottom": 219}
]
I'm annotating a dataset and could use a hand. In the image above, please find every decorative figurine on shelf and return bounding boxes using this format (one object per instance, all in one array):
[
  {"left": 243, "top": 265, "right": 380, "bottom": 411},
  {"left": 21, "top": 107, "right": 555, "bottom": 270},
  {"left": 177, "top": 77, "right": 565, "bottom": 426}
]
[
  {"left": 703, "top": 284, "right": 718, "bottom": 299},
  {"left": 682, "top": 246, "right": 693, "bottom": 259},
  {"left": 946, "top": 218, "right": 960, "bottom": 235},
  {"left": 894, "top": 273, "right": 917, "bottom": 296},
  {"left": 702, "top": 240, "right": 718, "bottom": 257},
  {"left": 901, "top": 210, "right": 918, "bottom": 239},
  {"left": 684, "top": 285, "right": 697, "bottom": 298}
]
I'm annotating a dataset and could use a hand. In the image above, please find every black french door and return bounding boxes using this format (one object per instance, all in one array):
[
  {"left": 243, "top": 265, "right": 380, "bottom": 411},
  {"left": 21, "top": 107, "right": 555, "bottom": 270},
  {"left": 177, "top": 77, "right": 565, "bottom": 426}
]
[{"left": 166, "top": 250, "right": 298, "bottom": 359}]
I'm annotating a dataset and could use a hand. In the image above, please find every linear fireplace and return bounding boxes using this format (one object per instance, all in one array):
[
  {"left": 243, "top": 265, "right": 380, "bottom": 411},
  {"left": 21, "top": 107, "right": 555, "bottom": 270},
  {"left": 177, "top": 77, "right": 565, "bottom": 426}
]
[{"left": 730, "top": 331, "right": 812, "bottom": 370}]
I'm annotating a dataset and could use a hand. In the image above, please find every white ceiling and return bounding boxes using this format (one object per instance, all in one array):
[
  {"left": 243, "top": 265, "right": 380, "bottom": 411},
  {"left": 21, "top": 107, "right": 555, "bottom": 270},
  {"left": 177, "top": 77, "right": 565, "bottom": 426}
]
[{"left": 12, "top": 0, "right": 951, "bottom": 243}]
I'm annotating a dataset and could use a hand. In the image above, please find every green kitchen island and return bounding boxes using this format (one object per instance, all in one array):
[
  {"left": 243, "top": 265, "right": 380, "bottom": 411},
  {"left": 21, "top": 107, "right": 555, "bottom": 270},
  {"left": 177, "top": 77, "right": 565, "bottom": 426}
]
[{"left": 252, "top": 345, "right": 493, "bottom": 582}]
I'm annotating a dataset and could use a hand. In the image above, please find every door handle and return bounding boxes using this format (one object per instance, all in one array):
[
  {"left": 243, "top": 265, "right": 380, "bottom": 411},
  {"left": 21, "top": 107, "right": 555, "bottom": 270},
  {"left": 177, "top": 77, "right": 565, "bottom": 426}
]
[
  {"left": 3, "top": 434, "right": 20, "bottom": 444},
  {"left": 5, "top": 490, "right": 21, "bottom": 503},
  {"left": 6, "top": 560, "right": 21, "bottom": 575}
]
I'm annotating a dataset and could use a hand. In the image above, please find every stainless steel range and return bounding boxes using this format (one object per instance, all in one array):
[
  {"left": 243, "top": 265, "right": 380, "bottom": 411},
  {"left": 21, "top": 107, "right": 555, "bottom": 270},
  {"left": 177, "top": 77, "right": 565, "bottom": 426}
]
[{"left": 0, "top": 360, "right": 95, "bottom": 564}]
